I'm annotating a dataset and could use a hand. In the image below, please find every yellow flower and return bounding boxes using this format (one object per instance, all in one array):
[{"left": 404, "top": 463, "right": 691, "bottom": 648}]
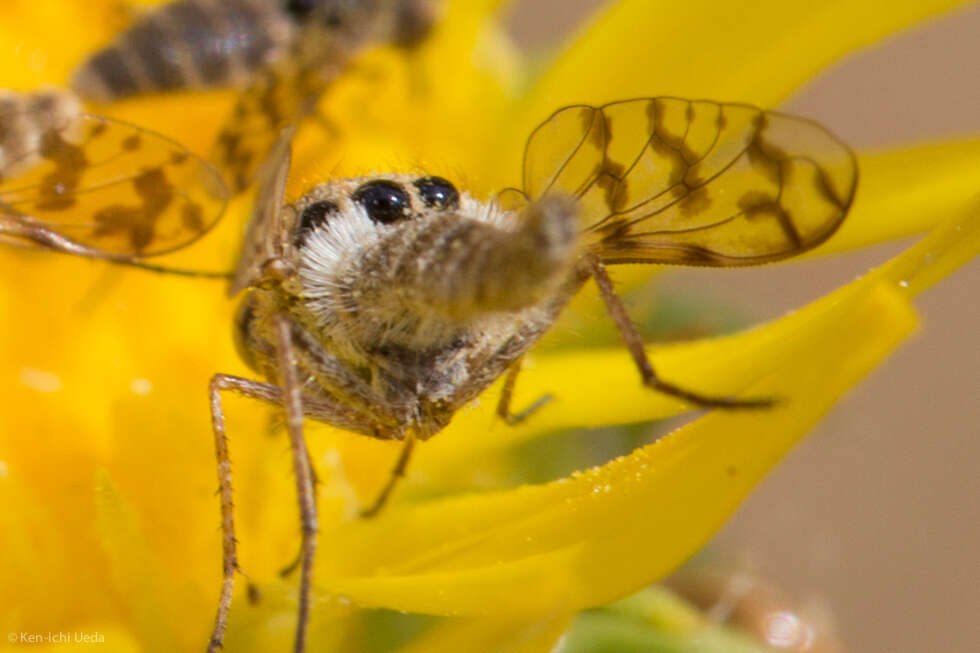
[{"left": 1, "top": 0, "right": 978, "bottom": 651}]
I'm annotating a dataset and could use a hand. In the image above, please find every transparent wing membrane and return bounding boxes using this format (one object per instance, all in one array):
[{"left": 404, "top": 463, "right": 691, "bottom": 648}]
[
  {"left": 0, "top": 101, "right": 228, "bottom": 259},
  {"left": 520, "top": 98, "right": 857, "bottom": 266}
]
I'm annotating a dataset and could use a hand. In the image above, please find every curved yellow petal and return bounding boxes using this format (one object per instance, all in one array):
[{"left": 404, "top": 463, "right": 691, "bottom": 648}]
[
  {"left": 0, "top": 472, "right": 81, "bottom": 629},
  {"left": 312, "top": 204, "right": 979, "bottom": 614},
  {"left": 518, "top": 0, "right": 972, "bottom": 114},
  {"left": 316, "top": 280, "right": 918, "bottom": 614},
  {"left": 222, "top": 588, "right": 358, "bottom": 653},
  {"left": 94, "top": 468, "right": 199, "bottom": 650},
  {"left": 0, "top": 254, "right": 245, "bottom": 646},
  {"left": 876, "top": 197, "right": 980, "bottom": 298}
]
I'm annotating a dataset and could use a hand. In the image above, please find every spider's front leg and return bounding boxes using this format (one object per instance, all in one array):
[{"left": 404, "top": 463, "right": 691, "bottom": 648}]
[
  {"left": 271, "top": 313, "right": 318, "bottom": 653},
  {"left": 206, "top": 313, "right": 398, "bottom": 653},
  {"left": 206, "top": 372, "right": 279, "bottom": 653},
  {"left": 206, "top": 360, "right": 319, "bottom": 653}
]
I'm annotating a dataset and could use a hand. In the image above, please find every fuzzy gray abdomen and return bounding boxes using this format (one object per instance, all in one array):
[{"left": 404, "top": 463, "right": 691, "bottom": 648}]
[{"left": 72, "top": 0, "right": 295, "bottom": 102}]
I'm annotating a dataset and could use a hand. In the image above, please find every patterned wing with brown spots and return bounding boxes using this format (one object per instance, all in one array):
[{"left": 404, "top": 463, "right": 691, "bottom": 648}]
[
  {"left": 519, "top": 98, "right": 857, "bottom": 266},
  {"left": 0, "top": 89, "right": 228, "bottom": 258}
]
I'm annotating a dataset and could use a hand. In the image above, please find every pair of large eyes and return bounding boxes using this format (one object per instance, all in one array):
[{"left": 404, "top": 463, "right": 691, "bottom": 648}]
[
  {"left": 295, "top": 176, "right": 459, "bottom": 245},
  {"left": 353, "top": 177, "right": 459, "bottom": 224}
]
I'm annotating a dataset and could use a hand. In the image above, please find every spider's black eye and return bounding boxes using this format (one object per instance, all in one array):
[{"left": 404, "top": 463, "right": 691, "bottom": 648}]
[
  {"left": 413, "top": 176, "right": 459, "bottom": 210},
  {"left": 294, "top": 199, "right": 338, "bottom": 246},
  {"left": 284, "top": 0, "right": 317, "bottom": 20},
  {"left": 352, "top": 180, "right": 413, "bottom": 224}
]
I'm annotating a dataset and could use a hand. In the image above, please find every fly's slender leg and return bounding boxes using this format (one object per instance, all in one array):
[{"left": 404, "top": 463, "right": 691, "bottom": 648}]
[
  {"left": 273, "top": 313, "right": 318, "bottom": 653},
  {"left": 206, "top": 373, "right": 287, "bottom": 653},
  {"left": 496, "top": 359, "right": 554, "bottom": 425},
  {"left": 361, "top": 431, "right": 417, "bottom": 518},
  {"left": 206, "top": 318, "right": 321, "bottom": 653},
  {"left": 586, "top": 254, "right": 773, "bottom": 409},
  {"left": 0, "top": 215, "right": 234, "bottom": 278}
]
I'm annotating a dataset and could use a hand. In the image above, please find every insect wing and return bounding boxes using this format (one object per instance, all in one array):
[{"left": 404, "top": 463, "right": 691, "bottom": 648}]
[
  {"left": 521, "top": 98, "right": 857, "bottom": 265},
  {"left": 0, "top": 112, "right": 229, "bottom": 258}
]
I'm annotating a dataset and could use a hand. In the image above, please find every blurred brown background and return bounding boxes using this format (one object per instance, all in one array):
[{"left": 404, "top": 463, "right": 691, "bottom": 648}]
[{"left": 507, "top": 2, "right": 980, "bottom": 651}]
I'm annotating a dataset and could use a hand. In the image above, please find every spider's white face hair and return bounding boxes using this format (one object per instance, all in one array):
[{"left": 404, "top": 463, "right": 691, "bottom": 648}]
[{"left": 291, "top": 173, "right": 544, "bottom": 354}]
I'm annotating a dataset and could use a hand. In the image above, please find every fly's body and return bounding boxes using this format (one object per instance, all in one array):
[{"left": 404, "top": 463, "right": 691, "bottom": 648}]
[
  {"left": 72, "top": 0, "right": 439, "bottom": 102},
  {"left": 72, "top": 0, "right": 295, "bottom": 101}
]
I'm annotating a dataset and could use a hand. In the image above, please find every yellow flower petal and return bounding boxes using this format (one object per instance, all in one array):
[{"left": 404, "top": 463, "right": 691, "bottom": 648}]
[
  {"left": 316, "top": 281, "right": 918, "bottom": 614},
  {"left": 312, "top": 203, "right": 979, "bottom": 614},
  {"left": 0, "top": 472, "right": 79, "bottom": 629},
  {"left": 222, "top": 587, "right": 358, "bottom": 653},
  {"left": 0, "top": 1, "right": 131, "bottom": 88},
  {"left": 518, "top": 0, "right": 973, "bottom": 113},
  {"left": 877, "top": 197, "right": 980, "bottom": 298},
  {"left": 94, "top": 468, "right": 199, "bottom": 650}
]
